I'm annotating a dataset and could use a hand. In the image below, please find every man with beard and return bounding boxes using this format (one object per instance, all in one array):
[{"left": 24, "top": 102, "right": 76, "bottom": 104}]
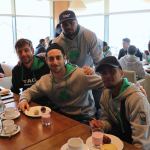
[
  {"left": 53, "top": 10, "right": 102, "bottom": 67},
  {"left": 11, "top": 38, "right": 50, "bottom": 103},
  {"left": 18, "top": 43, "right": 103, "bottom": 123},
  {"left": 90, "top": 56, "right": 150, "bottom": 149}
]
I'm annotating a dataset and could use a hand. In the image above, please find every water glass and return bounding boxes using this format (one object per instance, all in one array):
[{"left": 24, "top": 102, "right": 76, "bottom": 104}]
[
  {"left": 41, "top": 110, "right": 51, "bottom": 126},
  {"left": 91, "top": 128, "right": 104, "bottom": 148}
]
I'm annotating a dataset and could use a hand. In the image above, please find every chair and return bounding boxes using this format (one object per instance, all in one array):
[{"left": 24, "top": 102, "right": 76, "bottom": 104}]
[
  {"left": 123, "top": 70, "right": 137, "bottom": 83},
  {"left": 0, "top": 76, "right": 12, "bottom": 89},
  {"left": 138, "top": 76, "right": 150, "bottom": 103},
  {"left": 1, "top": 63, "right": 13, "bottom": 77}
]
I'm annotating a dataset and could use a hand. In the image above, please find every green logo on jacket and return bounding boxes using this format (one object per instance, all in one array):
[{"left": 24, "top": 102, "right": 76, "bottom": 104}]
[
  {"left": 68, "top": 49, "right": 80, "bottom": 63},
  {"left": 58, "top": 89, "right": 71, "bottom": 100}
]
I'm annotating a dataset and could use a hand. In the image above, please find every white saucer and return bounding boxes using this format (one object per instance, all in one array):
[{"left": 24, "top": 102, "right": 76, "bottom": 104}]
[
  {"left": 61, "top": 143, "right": 89, "bottom": 150},
  {"left": 0, "top": 111, "right": 20, "bottom": 120},
  {"left": 24, "top": 106, "right": 51, "bottom": 117},
  {"left": 0, "top": 126, "right": 20, "bottom": 137},
  {"left": 86, "top": 134, "right": 124, "bottom": 150}
]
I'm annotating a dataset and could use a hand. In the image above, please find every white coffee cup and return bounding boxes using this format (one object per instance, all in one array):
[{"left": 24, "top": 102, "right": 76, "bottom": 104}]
[
  {"left": 4, "top": 107, "right": 16, "bottom": 118},
  {"left": 67, "top": 137, "right": 84, "bottom": 150},
  {"left": 3, "top": 119, "right": 17, "bottom": 134}
]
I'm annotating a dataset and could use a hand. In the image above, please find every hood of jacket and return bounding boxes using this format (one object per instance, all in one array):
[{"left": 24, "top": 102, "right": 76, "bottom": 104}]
[
  {"left": 114, "top": 79, "right": 141, "bottom": 101},
  {"left": 121, "top": 55, "right": 140, "bottom": 66},
  {"left": 31, "top": 56, "right": 45, "bottom": 71},
  {"left": 64, "top": 63, "right": 78, "bottom": 78}
]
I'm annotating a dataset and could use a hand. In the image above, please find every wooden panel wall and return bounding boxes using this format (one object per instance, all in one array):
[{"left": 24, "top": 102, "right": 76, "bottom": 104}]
[{"left": 53, "top": 1, "right": 70, "bottom": 27}]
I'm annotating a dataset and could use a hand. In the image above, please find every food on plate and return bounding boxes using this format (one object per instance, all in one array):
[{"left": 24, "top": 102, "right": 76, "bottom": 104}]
[
  {"left": 33, "top": 109, "right": 39, "bottom": 115},
  {"left": 101, "top": 144, "right": 117, "bottom": 150},
  {"left": 0, "top": 88, "right": 10, "bottom": 95},
  {"left": 41, "top": 106, "right": 46, "bottom": 113},
  {"left": 103, "top": 135, "right": 111, "bottom": 144}
]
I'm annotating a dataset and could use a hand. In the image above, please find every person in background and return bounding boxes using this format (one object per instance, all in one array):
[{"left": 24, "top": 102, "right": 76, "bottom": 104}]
[
  {"left": 54, "top": 23, "right": 62, "bottom": 38},
  {"left": 102, "top": 41, "right": 112, "bottom": 58},
  {"left": 18, "top": 43, "right": 103, "bottom": 124},
  {"left": 90, "top": 56, "right": 150, "bottom": 150},
  {"left": 118, "top": 38, "right": 130, "bottom": 60},
  {"left": 143, "top": 40, "right": 150, "bottom": 64},
  {"left": 45, "top": 36, "right": 51, "bottom": 49},
  {"left": 53, "top": 10, "right": 102, "bottom": 67},
  {"left": 11, "top": 38, "right": 50, "bottom": 104},
  {"left": 119, "top": 45, "right": 148, "bottom": 79},
  {"left": 35, "top": 39, "right": 46, "bottom": 55},
  {"left": 118, "top": 38, "right": 143, "bottom": 61}
]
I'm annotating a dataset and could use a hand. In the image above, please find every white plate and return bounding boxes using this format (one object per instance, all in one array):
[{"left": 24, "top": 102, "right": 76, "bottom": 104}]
[
  {"left": 0, "top": 111, "right": 20, "bottom": 120},
  {"left": 61, "top": 143, "right": 89, "bottom": 150},
  {"left": 86, "top": 134, "right": 124, "bottom": 150},
  {"left": 24, "top": 106, "right": 51, "bottom": 117},
  {"left": 0, "top": 126, "right": 20, "bottom": 137}
]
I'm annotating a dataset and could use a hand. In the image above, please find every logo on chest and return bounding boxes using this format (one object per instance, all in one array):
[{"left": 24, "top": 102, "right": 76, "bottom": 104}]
[{"left": 23, "top": 78, "right": 36, "bottom": 86}]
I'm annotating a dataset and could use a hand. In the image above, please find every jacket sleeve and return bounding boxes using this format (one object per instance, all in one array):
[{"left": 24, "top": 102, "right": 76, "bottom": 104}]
[
  {"left": 126, "top": 93, "right": 150, "bottom": 149},
  {"left": 84, "top": 73, "right": 104, "bottom": 90},
  {"left": 85, "top": 32, "right": 102, "bottom": 66},
  {"left": 11, "top": 68, "right": 20, "bottom": 94},
  {"left": 118, "top": 49, "right": 124, "bottom": 59},
  {"left": 99, "top": 90, "right": 112, "bottom": 131},
  {"left": 20, "top": 77, "right": 48, "bottom": 102}
]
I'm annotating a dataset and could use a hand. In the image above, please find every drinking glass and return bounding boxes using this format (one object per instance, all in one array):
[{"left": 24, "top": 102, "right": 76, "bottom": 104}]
[
  {"left": 41, "top": 110, "right": 51, "bottom": 126},
  {"left": 91, "top": 128, "right": 104, "bottom": 148}
]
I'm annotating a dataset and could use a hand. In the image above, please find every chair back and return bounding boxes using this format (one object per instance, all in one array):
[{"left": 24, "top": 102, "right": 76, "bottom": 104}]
[
  {"left": 123, "top": 70, "right": 137, "bottom": 83},
  {"left": 0, "top": 76, "right": 12, "bottom": 89},
  {"left": 139, "top": 76, "right": 150, "bottom": 103}
]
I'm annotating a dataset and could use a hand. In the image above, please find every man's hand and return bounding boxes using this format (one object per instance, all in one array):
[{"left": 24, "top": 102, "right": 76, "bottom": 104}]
[
  {"left": 89, "top": 119, "right": 104, "bottom": 129},
  {"left": 0, "top": 73, "right": 5, "bottom": 78},
  {"left": 139, "top": 85, "right": 147, "bottom": 96},
  {"left": 18, "top": 100, "right": 30, "bottom": 112},
  {"left": 82, "top": 66, "right": 94, "bottom": 75}
]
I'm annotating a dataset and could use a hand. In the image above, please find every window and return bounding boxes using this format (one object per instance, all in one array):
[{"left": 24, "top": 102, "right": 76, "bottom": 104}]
[
  {"left": 15, "top": 0, "right": 50, "bottom": 16},
  {"left": 0, "top": 0, "right": 52, "bottom": 64},
  {"left": 77, "top": 15, "right": 104, "bottom": 39},
  {"left": 110, "top": 0, "right": 150, "bottom": 13},
  {"left": 0, "top": 16, "right": 17, "bottom": 64},
  {"left": 109, "top": 12, "right": 150, "bottom": 57},
  {"left": 0, "top": 0, "right": 11, "bottom": 14},
  {"left": 16, "top": 17, "right": 51, "bottom": 48}
]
